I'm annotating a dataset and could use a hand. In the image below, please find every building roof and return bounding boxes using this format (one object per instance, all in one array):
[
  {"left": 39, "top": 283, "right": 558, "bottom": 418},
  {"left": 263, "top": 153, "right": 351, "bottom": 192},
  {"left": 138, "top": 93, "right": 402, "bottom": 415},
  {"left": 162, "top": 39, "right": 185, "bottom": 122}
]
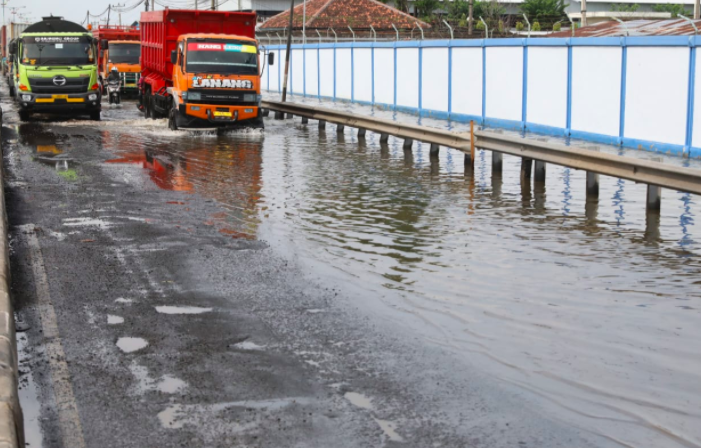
[
  {"left": 550, "top": 18, "right": 701, "bottom": 37},
  {"left": 259, "top": 0, "right": 430, "bottom": 31}
]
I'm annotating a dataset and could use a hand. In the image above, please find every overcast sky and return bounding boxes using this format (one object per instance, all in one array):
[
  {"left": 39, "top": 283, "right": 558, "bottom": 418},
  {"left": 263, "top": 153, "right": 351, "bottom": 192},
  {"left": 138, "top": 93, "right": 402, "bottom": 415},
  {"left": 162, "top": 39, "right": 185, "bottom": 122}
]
[{"left": 6, "top": 0, "right": 147, "bottom": 28}]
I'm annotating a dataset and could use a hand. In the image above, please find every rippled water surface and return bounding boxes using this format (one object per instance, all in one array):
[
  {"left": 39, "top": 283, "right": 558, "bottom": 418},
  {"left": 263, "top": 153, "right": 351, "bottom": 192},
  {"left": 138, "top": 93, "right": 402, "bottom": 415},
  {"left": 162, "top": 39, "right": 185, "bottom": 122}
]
[{"left": 34, "top": 99, "right": 701, "bottom": 447}]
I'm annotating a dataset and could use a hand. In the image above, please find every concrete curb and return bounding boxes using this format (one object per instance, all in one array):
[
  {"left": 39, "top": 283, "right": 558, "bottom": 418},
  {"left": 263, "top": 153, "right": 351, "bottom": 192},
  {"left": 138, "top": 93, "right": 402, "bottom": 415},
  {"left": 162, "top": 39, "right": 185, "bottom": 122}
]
[{"left": 0, "top": 107, "right": 24, "bottom": 448}]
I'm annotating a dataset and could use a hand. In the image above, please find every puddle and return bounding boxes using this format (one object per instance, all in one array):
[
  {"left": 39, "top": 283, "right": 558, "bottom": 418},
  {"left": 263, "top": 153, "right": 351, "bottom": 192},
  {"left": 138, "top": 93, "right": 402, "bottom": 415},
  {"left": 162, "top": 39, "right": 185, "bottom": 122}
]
[
  {"left": 232, "top": 341, "right": 265, "bottom": 351},
  {"left": 62, "top": 217, "right": 112, "bottom": 229},
  {"left": 114, "top": 298, "right": 133, "bottom": 304},
  {"left": 17, "top": 333, "right": 44, "bottom": 448},
  {"left": 344, "top": 392, "right": 374, "bottom": 410},
  {"left": 375, "top": 419, "right": 405, "bottom": 442},
  {"left": 130, "top": 362, "right": 186, "bottom": 394},
  {"left": 155, "top": 306, "right": 213, "bottom": 315},
  {"left": 116, "top": 337, "right": 149, "bottom": 353},
  {"left": 107, "top": 315, "right": 124, "bottom": 325},
  {"left": 306, "top": 309, "right": 326, "bottom": 314}
]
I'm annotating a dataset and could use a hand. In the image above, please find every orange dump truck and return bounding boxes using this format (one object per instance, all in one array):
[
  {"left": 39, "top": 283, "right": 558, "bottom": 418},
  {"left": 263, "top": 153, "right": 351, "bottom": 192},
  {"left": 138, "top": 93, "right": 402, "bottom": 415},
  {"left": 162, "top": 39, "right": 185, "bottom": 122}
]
[
  {"left": 93, "top": 25, "right": 141, "bottom": 94},
  {"left": 140, "top": 9, "right": 273, "bottom": 130}
]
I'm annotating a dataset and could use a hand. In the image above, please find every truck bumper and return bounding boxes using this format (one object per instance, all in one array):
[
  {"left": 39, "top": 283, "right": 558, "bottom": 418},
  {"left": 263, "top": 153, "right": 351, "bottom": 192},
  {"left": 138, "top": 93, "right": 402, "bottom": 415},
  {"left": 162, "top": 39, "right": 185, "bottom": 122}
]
[
  {"left": 178, "top": 103, "right": 261, "bottom": 128},
  {"left": 19, "top": 91, "right": 102, "bottom": 113}
]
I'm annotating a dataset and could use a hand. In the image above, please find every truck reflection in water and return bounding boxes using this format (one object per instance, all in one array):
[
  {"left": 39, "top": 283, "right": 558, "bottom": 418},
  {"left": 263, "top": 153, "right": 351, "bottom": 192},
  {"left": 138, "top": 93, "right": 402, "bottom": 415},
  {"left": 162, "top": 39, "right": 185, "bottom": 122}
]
[{"left": 105, "top": 136, "right": 263, "bottom": 239}]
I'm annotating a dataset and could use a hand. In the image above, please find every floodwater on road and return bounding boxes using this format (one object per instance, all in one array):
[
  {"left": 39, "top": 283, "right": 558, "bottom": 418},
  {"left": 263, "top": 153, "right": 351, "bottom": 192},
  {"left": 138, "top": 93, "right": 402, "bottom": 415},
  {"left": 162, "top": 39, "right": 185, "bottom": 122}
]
[{"left": 6, "top": 97, "right": 701, "bottom": 448}]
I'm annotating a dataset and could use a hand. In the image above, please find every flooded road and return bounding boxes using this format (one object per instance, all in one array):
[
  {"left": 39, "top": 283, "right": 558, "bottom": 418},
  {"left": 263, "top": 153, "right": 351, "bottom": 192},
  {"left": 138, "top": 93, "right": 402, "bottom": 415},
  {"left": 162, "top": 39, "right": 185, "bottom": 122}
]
[{"left": 3, "top": 88, "right": 700, "bottom": 448}]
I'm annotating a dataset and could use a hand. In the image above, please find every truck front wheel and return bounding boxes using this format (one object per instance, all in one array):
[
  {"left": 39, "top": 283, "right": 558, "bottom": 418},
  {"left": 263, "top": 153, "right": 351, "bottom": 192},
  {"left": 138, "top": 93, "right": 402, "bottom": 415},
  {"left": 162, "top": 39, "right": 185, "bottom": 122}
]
[
  {"left": 90, "top": 110, "right": 101, "bottom": 121},
  {"left": 168, "top": 108, "right": 179, "bottom": 131},
  {"left": 144, "top": 94, "right": 152, "bottom": 119},
  {"left": 18, "top": 110, "right": 30, "bottom": 122}
]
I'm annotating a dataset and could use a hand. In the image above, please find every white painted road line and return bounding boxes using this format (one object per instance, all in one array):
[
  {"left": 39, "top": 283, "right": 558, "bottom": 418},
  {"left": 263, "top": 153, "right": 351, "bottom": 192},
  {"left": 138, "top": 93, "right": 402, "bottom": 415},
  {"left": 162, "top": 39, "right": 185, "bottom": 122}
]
[{"left": 20, "top": 224, "right": 86, "bottom": 448}]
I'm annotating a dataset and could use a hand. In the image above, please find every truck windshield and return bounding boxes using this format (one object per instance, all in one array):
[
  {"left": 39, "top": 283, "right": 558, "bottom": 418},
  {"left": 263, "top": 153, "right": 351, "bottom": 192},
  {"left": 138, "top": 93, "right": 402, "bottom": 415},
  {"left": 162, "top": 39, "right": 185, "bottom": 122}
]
[
  {"left": 21, "top": 36, "right": 94, "bottom": 66},
  {"left": 108, "top": 44, "right": 140, "bottom": 64},
  {"left": 186, "top": 41, "right": 257, "bottom": 75}
]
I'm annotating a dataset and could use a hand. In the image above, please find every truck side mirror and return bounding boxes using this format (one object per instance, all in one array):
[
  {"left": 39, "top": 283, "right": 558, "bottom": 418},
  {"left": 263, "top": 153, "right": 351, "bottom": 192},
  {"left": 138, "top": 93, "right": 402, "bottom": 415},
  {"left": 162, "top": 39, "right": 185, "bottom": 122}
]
[
  {"left": 268, "top": 52, "right": 275, "bottom": 66},
  {"left": 171, "top": 50, "right": 178, "bottom": 65},
  {"left": 101, "top": 39, "right": 109, "bottom": 50}
]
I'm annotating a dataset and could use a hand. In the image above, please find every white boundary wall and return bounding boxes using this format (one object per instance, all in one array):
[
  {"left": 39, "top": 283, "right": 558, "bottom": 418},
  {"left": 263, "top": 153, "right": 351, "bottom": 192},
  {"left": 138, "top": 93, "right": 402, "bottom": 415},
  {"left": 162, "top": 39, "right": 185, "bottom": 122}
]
[{"left": 262, "top": 37, "right": 701, "bottom": 157}]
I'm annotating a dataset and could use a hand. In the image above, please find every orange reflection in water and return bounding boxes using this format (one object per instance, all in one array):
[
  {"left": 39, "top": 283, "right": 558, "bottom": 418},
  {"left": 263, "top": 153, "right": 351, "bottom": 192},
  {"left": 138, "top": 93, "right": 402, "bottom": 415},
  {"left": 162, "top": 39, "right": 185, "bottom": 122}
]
[{"left": 106, "top": 135, "right": 263, "bottom": 239}]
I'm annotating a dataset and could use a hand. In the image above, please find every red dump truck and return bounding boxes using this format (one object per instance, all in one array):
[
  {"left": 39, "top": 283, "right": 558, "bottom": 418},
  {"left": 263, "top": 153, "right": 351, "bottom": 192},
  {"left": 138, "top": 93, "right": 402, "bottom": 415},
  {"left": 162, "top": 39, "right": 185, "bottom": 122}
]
[
  {"left": 140, "top": 9, "right": 273, "bottom": 130},
  {"left": 92, "top": 25, "right": 141, "bottom": 93}
]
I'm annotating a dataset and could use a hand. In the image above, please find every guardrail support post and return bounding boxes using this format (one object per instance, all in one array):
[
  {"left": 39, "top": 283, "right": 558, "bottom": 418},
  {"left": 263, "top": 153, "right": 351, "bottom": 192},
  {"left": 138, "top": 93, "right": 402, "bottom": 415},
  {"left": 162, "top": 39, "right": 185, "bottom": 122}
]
[
  {"left": 534, "top": 160, "right": 546, "bottom": 182},
  {"left": 492, "top": 152, "right": 503, "bottom": 174},
  {"left": 380, "top": 133, "right": 389, "bottom": 143},
  {"left": 403, "top": 138, "right": 413, "bottom": 149},
  {"left": 337, "top": 124, "right": 345, "bottom": 133},
  {"left": 275, "top": 111, "right": 284, "bottom": 119},
  {"left": 430, "top": 144, "right": 440, "bottom": 157},
  {"left": 358, "top": 129, "right": 367, "bottom": 138},
  {"left": 318, "top": 120, "right": 326, "bottom": 130},
  {"left": 586, "top": 172, "right": 599, "bottom": 197},
  {"left": 301, "top": 117, "right": 308, "bottom": 124},
  {"left": 647, "top": 185, "right": 662, "bottom": 211},
  {"left": 286, "top": 113, "right": 294, "bottom": 119},
  {"left": 521, "top": 158, "right": 533, "bottom": 182},
  {"left": 262, "top": 109, "right": 270, "bottom": 117}
]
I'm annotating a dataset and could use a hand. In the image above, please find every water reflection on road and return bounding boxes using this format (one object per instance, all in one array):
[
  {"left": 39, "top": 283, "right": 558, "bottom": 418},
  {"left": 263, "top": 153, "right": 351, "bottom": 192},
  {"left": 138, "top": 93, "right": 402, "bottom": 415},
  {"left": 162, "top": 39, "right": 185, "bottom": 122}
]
[{"left": 40, "top": 101, "right": 701, "bottom": 448}]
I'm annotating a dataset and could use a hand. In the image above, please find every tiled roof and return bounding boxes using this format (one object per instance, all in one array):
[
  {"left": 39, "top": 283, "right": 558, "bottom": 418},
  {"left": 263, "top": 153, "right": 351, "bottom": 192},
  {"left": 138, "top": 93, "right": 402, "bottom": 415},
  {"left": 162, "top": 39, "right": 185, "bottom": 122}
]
[
  {"left": 260, "top": 0, "right": 430, "bottom": 30},
  {"left": 549, "top": 19, "right": 701, "bottom": 37}
]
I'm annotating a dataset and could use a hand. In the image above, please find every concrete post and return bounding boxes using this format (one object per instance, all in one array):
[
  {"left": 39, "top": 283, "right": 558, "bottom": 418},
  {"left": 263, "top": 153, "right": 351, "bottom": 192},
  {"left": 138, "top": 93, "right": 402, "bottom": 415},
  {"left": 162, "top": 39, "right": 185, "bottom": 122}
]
[
  {"left": 534, "top": 160, "right": 546, "bottom": 183},
  {"left": 358, "top": 129, "right": 367, "bottom": 138},
  {"left": 403, "top": 138, "right": 413, "bottom": 149},
  {"left": 337, "top": 124, "right": 345, "bottom": 133},
  {"left": 645, "top": 209, "right": 661, "bottom": 242},
  {"left": 380, "top": 133, "right": 389, "bottom": 143},
  {"left": 318, "top": 120, "right": 326, "bottom": 130},
  {"left": 520, "top": 158, "right": 533, "bottom": 183},
  {"left": 585, "top": 197, "right": 598, "bottom": 222},
  {"left": 286, "top": 113, "right": 294, "bottom": 119},
  {"left": 647, "top": 185, "right": 662, "bottom": 211},
  {"left": 275, "top": 111, "right": 284, "bottom": 119},
  {"left": 262, "top": 109, "right": 269, "bottom": 117},
  {"left": 430, "top": 144, "right": 440, "bottom": 157},
  {"left": 492, "top": 151, "right": 503, "bottom": 174},
  {"left": 301, "top": 117, "right": 308, "bottom": 124},
  {"left": 586, "top": 172, "right": 599, "bottom": 197}
]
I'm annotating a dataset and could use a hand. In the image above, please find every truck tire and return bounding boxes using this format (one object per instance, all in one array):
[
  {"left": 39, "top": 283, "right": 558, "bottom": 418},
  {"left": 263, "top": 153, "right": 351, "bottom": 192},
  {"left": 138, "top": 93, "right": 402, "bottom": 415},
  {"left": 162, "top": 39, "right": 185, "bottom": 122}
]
[
  {"left": 18, "top": 111, "right": 30, "bottom": 122},
  {"left": 90, "top": 110, "right": 101, "bottom": 121},
  {"left": 9, "top": 86, "right": 15, "bottom": 97},
  {"left": 144, "top": 94, "right": 152, "bottom": 119},
  {"left": 168, "top": 108, "right": 179, "bottom": 131}
]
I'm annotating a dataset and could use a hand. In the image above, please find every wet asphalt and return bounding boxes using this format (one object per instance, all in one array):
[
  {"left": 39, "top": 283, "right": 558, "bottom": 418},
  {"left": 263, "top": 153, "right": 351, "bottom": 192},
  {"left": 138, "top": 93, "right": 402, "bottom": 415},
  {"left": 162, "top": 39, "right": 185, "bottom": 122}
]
[{"left": 1, "top": 90, "right": 621, "bottom": 448}]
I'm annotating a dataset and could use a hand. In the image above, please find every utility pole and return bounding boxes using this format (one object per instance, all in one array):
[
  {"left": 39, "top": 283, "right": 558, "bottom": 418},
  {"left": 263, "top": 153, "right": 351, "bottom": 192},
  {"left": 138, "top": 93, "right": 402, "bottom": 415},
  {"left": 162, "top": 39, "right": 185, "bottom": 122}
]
[
  {"left": 581, "top": 0, "right": 587, "bottom": 27},
  {"left": 282, "top": 0, "right": 295, "bottom": 102},
  {"left": 303, "top": 0, "right": 306, "bottom": 44},
  {"left": 195, "top": 0, "right": 198, "bottom": 10},
  {"left": 211, "top": 0, "right": 216, "bottom": 10},
  {"left": 468, "top": 0, "right": 473, "bottom": 35},
  {"left": 1, "top": 0, "right": 8, "bottom": 28},
  {"left": 695, "top": 0, "right": 700, "bottom": 20}
]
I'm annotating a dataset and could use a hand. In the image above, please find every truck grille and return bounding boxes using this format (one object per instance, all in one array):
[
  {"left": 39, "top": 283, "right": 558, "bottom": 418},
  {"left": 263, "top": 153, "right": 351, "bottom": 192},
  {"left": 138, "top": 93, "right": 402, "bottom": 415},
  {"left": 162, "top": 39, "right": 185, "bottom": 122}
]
[
  {"left": 28, "top": 77, "right": 90, "bottom": 94},
  {"left": 188, "top": 89, "right": 257, "bottom": 106},
  {"left": 122, "top": 72, "right": 139, "bottom": 84}
]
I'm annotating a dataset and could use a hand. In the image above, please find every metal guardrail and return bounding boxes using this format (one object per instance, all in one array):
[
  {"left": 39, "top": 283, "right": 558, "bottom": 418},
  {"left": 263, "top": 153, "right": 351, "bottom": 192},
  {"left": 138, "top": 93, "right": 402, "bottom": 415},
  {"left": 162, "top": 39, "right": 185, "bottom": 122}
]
[{"left": 261, "top": 100, "right": 701, "bottom": 199}]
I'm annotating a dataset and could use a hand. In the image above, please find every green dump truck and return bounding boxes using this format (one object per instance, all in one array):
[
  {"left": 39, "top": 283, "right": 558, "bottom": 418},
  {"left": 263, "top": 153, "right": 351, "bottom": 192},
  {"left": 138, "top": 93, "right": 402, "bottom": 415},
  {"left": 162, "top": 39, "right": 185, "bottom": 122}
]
[{"left": 9, "top": 16, "right": 101, "bottom": 121}]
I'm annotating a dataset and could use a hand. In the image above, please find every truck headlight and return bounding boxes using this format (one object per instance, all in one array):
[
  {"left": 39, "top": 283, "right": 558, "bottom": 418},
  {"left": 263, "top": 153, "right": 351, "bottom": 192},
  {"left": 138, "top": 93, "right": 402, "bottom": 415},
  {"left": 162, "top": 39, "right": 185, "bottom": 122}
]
[
  {"left": 188, "top": 92, "right": 201, "bottom": 101},
  {"left": 88, "top": 94, "right": 98, "bottom": 101},
  {"left": 21, "top": 94, "right": 32, "bottom": 102},
  {"left": 243, "top": 94, "right": 256, "bottom": 102}
]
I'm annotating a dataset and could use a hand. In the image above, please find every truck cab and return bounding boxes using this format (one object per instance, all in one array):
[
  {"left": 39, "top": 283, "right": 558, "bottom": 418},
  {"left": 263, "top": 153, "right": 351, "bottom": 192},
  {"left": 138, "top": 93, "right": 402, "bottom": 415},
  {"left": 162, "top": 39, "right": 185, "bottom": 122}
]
[
  {"left": 101, "top": 40, "right": 141, "bottom": 94},
  {"left": 164, "top": 34, "right": 264, "bottom": 129},
  {"left": 12, "top": 17, "right": 101, "bottom": 122}
]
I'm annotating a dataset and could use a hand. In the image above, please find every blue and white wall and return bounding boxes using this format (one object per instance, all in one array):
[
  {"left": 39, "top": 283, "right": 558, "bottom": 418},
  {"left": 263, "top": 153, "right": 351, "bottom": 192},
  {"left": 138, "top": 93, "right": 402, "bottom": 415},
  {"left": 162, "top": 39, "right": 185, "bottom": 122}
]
[{"left": 262, "top": 37, "right": 701, "bottom": 158}]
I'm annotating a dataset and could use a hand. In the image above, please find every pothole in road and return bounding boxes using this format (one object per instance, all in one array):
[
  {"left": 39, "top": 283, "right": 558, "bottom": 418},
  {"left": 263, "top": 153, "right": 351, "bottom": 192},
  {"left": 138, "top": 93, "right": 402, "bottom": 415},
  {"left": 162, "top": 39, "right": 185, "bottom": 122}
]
[
  {"left": 130, "top": 362, "right": 187, "bottom": 395},
  {"left": 344, "top": 392, "right": 374, "bottom": 410},
  {"left": 231, "top": 341, "right": 265, "bottom": 351},
  {"left": 116, "top": 337, "right": 148, "bottom": 353},
  {"left": 155, "top": 305, "right": 213, "bottom": 315},
  {"left": 107, "top": 315, "right": 124, "bottom": 325}
]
